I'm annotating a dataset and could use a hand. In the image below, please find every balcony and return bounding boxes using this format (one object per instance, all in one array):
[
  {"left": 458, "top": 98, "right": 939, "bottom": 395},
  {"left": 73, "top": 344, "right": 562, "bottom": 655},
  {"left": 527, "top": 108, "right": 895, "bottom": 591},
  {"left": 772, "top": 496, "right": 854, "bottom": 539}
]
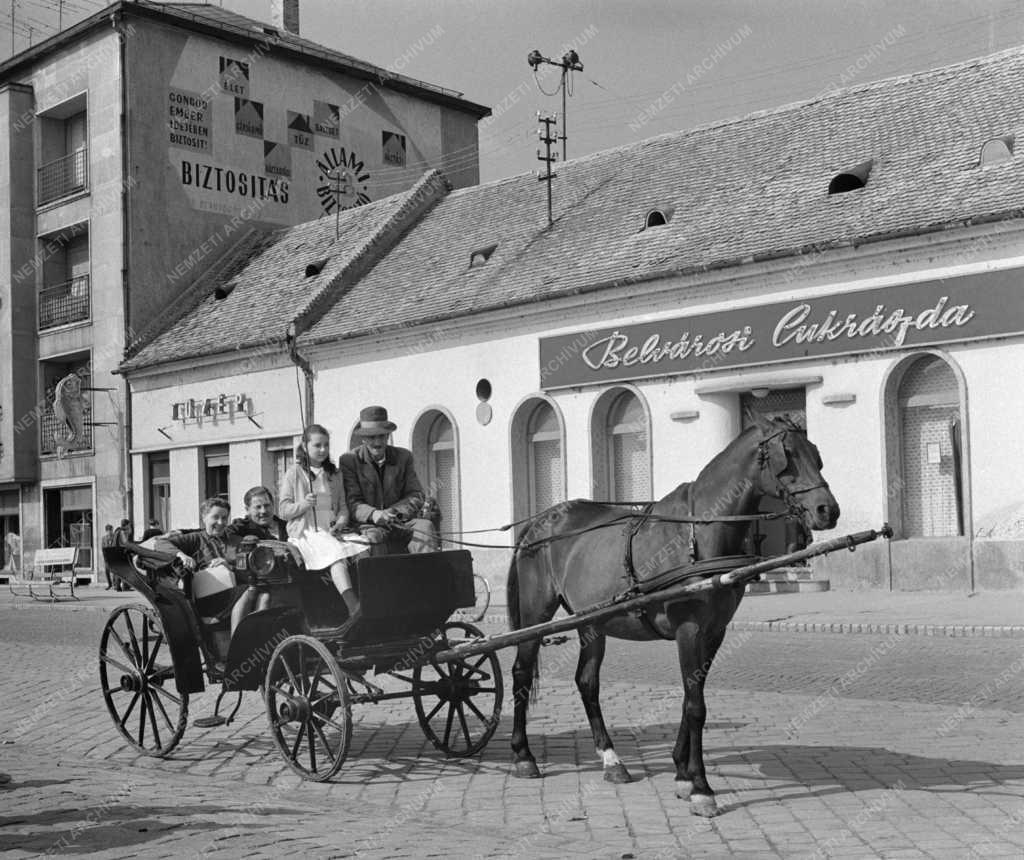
[
  {"left": 39, "top": 275, "right": 90, "bottom": 330},
  {"left": 37, "top": 148, "right": 88, "bottom": 206}
]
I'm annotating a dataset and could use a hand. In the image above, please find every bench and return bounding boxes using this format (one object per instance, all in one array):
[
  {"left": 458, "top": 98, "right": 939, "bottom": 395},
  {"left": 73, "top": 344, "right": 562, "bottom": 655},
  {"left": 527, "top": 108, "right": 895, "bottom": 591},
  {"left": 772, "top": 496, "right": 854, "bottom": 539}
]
[{"left": 8, "top": 547, "right": 80, "bottom": 601}]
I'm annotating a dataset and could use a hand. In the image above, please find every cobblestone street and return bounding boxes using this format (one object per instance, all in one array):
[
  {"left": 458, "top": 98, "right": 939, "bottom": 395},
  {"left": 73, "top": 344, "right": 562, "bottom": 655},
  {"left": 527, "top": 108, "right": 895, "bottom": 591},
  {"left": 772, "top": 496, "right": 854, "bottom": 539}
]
[{"left": 2, "top": 601, "right": 1024, "bottom": 858}]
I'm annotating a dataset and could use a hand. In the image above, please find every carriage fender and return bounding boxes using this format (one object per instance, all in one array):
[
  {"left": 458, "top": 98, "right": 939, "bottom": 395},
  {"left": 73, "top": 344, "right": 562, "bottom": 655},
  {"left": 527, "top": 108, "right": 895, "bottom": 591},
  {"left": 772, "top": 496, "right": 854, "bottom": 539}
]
[
  {"left": 152, "top": 583, "right": 207, "bottom": 695},
  {"left": 223, "top": 607, "right": 308, "bottom": 692}
]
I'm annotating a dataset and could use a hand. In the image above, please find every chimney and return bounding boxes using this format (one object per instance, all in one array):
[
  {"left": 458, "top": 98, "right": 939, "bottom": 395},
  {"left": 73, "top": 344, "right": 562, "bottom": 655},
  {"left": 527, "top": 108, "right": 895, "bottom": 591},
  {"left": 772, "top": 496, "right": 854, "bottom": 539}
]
[{"left": 270, "top": 0, "right": 299, "bottom": 35}]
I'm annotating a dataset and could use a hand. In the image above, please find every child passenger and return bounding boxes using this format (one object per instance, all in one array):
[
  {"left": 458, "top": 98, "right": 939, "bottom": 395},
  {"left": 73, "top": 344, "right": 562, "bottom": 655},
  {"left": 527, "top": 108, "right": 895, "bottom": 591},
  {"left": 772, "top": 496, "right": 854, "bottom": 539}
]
[{"left": 278, "top": 424, "right": 362, "bottom": 621}]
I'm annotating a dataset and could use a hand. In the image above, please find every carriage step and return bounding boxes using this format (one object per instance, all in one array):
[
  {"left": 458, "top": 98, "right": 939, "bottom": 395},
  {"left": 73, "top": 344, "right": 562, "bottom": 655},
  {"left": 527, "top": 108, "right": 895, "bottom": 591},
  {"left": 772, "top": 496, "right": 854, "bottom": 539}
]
[{"left": 746, "top": 578, "right": 830, "bottom": 595}]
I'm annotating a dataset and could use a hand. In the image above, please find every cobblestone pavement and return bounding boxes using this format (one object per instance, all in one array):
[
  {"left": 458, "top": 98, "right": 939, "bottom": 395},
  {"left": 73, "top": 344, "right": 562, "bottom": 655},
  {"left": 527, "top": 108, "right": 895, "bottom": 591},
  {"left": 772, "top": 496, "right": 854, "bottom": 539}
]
[{"left": 2, "top": 604, "right": 1024, "bottom": 858}]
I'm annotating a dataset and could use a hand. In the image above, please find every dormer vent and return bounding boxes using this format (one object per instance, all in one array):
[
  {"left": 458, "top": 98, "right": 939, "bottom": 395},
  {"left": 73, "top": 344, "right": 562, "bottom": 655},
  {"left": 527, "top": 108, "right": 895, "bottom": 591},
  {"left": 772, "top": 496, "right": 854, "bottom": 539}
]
[
  {"left": 305, "top": 259, "right": 327, "bottom": 277},
  {"left": 469, "top": 243, "right": 497, "bottom": 269},
  {"left": 980, "top": 135, "right": 1014, "bottom": 167},
  {"left": 828, "top": 160, "right": 873, "bottom": 194},
  {"left": 642, "top": 205, "right": 674, "bottom": 230}
]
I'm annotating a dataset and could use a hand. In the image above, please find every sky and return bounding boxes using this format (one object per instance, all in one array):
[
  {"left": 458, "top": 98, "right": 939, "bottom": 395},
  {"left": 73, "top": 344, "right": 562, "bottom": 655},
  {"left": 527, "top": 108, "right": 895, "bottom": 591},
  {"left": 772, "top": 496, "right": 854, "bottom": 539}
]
[{"left": 4, "top": 0, "right": 1024, "bottom": 182}]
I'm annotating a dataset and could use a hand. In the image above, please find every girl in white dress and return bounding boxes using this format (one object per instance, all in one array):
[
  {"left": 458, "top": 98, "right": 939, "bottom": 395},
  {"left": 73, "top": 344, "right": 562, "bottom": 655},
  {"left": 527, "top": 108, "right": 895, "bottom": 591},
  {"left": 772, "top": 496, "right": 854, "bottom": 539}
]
[{"left": 278, "top": 424, "right": 363, "bottom": 618}]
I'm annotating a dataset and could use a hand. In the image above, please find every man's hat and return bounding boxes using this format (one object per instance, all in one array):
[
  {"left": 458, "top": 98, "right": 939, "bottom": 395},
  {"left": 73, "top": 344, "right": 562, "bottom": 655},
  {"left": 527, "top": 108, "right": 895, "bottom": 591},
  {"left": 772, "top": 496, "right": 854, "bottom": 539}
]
[{"left": 355, "top": 405, "right": 398, "bottom": 436}]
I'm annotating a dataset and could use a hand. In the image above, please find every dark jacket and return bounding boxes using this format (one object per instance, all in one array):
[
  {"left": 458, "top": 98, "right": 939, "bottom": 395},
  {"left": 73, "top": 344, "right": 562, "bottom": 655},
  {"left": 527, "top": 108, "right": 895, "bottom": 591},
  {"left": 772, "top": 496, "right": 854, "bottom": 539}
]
[
  {"left": 339, "top": 445, "right": 424, "bottom": 525},
  {"left": 153, "top": 530, "right": 231, "bottom": 567},
  {"left": 224, "top": 515, "right": 288, "bottom": 542}
]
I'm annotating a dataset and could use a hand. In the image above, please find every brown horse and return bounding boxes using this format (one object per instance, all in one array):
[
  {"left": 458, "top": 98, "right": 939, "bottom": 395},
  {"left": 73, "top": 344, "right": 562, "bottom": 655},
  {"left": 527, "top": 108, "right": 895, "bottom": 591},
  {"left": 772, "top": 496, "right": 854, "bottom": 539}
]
[{"left": 506, "top": 414, "right": 839, "bottom": 817}]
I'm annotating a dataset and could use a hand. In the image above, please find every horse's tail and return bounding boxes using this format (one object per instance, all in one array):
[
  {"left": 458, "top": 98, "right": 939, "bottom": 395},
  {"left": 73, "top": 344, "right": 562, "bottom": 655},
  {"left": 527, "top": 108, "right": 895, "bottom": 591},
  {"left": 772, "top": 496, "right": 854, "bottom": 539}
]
[{"left": 506, "top": 540, "right": 522, "bottom": 632}]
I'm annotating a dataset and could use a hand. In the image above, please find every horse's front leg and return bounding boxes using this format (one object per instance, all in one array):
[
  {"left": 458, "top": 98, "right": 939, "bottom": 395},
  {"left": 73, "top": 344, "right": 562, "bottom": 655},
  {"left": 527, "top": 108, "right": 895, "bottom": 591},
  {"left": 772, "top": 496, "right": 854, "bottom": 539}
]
[
  {"left": 510, "top": 638, "right": 542, "bottom": 778},
  {"left": 575, "top": 625, "right": 630, "bottom": 783},
  {"left": 672, "top": 621, "right": 720, "bottom": 817}
]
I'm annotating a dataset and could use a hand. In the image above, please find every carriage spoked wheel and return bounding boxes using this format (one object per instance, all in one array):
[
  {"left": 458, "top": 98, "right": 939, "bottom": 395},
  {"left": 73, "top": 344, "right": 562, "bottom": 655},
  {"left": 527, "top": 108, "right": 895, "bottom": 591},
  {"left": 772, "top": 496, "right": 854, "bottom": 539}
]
[
  {"left": 99, "top": 603, "right": 188, "bottom": 756},
  {"left": 413, "top": 621, "right": 503, "bottom": 757},
  {"left": 264, "top": 634, "right": 352, "bottom": 781}
]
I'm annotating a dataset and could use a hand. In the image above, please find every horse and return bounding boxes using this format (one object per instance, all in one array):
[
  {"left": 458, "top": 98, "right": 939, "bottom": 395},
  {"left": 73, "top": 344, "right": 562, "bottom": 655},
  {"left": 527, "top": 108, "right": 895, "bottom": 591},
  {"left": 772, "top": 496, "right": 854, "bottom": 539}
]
[{"left": 506, "top": 414, "right": 840, "bottom": 817}]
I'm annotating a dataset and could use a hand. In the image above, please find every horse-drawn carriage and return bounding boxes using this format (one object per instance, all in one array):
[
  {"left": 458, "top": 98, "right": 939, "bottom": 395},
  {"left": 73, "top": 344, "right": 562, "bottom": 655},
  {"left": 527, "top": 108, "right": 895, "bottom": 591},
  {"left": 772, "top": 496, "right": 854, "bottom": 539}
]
[
  {"left": 99, "top": 416, "right": 891, "bottom": 813},
  {"left": 100, "top": 541, "right": 503, "bottom": 780}
]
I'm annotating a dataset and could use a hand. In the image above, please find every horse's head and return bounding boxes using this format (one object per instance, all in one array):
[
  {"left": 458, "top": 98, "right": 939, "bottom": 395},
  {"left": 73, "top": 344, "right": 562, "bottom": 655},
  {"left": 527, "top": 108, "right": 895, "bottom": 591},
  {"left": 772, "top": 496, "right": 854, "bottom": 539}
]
[{"left": 751, "top": 414, "right": 840, "bottom": 532}]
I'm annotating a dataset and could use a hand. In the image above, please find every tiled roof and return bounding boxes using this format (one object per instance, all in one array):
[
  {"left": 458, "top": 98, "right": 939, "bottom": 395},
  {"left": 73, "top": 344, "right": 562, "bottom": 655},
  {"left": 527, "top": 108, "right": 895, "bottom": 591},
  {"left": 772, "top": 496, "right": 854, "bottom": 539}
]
[
  {"left": 124, "top": 44, "right": 1024, "bottom": 370},
  {"left": 304, "top": 44, "right": 1024, "bottom": 344},
  {"left": 120, "top": 181, "right": 425, "bottom": 371}
]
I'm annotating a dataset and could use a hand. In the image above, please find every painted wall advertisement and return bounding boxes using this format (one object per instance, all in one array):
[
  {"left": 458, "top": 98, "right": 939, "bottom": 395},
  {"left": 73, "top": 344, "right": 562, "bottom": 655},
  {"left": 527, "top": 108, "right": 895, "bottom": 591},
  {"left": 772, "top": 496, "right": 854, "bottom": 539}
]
[
  {"left": 538, "top": 270, "right": 1024, "bottom": 388},
  {"left": 163, "top": 40, "right": 426, "bottom": 224}
]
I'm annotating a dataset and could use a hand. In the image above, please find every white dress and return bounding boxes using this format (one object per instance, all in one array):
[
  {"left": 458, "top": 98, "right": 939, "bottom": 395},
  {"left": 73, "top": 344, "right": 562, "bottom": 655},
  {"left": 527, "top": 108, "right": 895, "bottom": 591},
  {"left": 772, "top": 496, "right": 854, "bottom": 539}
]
[{"left": 287, "top": 466, "right": 368, "bottom": 570}]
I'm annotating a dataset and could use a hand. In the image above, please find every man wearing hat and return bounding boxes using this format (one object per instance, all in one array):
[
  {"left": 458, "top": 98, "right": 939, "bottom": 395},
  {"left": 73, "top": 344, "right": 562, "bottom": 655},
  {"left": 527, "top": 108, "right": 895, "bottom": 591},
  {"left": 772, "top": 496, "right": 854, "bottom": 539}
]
[{"left": 340, "top": 406, "right": 436, "bottom": 555}]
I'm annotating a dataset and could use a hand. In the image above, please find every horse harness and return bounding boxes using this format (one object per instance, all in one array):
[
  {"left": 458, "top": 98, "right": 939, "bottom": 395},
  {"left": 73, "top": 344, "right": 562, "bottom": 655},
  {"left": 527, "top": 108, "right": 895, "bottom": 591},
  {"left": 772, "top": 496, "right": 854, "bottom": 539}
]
[{"left": 618, "top": 426, "right": 829, "bottom": 638}]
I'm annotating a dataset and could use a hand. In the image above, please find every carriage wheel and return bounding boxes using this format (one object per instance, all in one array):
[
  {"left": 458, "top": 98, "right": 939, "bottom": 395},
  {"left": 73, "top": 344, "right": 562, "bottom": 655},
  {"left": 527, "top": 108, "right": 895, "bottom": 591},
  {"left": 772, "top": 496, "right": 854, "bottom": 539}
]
[
  {"left": 264, "top": 635, "right": 351, "bottom": 781},
  {"left": 99, "top": 603, "right": 188, "bottom": 757},
  {"left": 413, "top": 621, "right": 503, "bottom": 757}
]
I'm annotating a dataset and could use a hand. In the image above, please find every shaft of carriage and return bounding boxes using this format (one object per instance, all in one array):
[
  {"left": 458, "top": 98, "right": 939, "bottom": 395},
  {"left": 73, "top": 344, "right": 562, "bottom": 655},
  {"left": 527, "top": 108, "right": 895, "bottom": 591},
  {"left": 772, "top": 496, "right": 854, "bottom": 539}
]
[{"left": 432, "top": 524, "right": 893, "bottom": 663}]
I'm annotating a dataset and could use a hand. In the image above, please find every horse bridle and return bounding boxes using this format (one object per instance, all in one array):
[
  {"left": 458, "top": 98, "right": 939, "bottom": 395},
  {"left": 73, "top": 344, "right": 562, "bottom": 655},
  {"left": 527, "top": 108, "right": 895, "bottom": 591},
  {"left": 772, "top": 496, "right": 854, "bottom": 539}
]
[{"left": 757, "top": 427, "right": 830, "bottom": 514}]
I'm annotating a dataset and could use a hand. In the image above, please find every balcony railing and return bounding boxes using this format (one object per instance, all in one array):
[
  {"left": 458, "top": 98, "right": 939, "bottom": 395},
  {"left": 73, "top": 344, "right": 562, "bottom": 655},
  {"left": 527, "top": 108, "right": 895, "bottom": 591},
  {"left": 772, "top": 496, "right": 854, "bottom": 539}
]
[
  {"left": 39, "top": 275, "right": 90, "bottom": 330},
  {"left": 37, "top": 148, "right": 88, "bottom": 206},
  {"left": 39, "top": 393, "right": 93, "bottom": 456}
]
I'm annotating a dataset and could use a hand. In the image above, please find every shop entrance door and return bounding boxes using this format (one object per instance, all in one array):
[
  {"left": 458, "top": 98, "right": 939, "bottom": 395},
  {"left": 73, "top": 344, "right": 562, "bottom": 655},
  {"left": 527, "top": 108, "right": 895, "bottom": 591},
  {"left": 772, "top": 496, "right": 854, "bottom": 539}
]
[
  {"left": 43, "top": 485, "right": 93, "bottom": 569},
  {"left": 741, "top": 389, "right": 807, "bottom": 558}
]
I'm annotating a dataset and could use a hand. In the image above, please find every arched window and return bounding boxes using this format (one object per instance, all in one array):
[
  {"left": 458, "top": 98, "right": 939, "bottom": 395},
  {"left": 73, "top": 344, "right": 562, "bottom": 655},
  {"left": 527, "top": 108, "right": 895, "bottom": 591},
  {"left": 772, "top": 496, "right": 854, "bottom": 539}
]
[
  {"left": 425, "top": 412, "right": 459, "bottom": 535},
  {"left": 592, "top": 389, "right": 651, "bottom": 501},
  {"left": 527, "top": 401, "right": 563, "bottom": 515},
  {"left": 892, "top": 355, "right": 963, "bottom": 537},
  {"left": 411, "top": 410, "right": 460, "bottom": 536}
]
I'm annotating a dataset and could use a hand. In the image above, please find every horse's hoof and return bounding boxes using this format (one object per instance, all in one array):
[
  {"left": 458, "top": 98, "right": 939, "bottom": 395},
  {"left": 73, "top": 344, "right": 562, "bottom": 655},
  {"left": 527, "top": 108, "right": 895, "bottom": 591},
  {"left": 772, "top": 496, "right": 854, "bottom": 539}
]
[
  {"left": 690, "top": 794, "right": 719, "bottom": 818},
  {"left": 512, "top": 760, "right": 541, "bottom": 779},
  {"left": 674, "top": 779, "right": 693, "bottom": 800},
  {"left": 603, "top": 762, "right": 632, "bottom": 784}
]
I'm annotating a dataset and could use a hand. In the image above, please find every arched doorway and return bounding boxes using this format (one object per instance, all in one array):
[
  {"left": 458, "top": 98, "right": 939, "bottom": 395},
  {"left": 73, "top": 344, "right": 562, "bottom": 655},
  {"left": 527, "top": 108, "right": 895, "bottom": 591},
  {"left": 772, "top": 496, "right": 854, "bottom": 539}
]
[{"left": 886, "top": 354, "right": 965, "bottom": 538}]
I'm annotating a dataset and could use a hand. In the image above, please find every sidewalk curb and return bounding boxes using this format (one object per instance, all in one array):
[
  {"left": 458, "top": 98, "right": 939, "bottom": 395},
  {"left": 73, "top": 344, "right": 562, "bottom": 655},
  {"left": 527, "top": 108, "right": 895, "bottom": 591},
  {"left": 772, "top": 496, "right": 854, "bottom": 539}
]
[{"left": 729, "top": 620, "right": 1024, "bottom": 638}]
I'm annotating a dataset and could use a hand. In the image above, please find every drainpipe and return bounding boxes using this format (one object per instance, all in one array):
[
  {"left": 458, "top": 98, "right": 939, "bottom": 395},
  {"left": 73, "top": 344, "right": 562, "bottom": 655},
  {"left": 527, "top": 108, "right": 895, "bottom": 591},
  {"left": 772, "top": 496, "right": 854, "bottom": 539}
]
[
  {"left": 285, "top": 322, "right": 314, "bottom": 427},
  {"left": 115, "top": 10, "right": 133, "bottom": 524}
]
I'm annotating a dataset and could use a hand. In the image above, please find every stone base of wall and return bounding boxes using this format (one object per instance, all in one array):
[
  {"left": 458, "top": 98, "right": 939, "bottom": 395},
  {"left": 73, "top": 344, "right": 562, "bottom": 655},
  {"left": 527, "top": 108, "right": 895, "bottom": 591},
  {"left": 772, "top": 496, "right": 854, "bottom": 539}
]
[{"left": 812, "top": 536, "right": 1024, "bottom": 590}]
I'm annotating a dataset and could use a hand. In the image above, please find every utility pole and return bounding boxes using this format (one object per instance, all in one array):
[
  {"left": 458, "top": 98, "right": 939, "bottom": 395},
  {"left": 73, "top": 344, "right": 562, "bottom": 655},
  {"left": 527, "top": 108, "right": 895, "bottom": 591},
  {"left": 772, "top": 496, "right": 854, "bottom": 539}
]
[
  {"left": 58, "top": 0, "right": 63, "bottom": 30},
  {"left": 536, "top": 112, "right": 558, "bottom": 225},
  {"left": 527, "top": 48, "right": 583, "bottom": 161},
  {"left": 10, "top": 0, "right": 15, "bottom": 53}
]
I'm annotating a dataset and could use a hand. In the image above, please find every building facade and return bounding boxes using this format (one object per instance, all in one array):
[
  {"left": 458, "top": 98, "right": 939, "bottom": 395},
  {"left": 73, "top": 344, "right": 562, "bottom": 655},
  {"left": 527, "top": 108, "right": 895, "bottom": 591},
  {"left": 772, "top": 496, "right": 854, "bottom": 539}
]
[
  {"left": 123, "top": 44, "right": 1024, "bottom": 592},
  {"left": 0, "top": 1, "right": 487, "bottom": 578}
]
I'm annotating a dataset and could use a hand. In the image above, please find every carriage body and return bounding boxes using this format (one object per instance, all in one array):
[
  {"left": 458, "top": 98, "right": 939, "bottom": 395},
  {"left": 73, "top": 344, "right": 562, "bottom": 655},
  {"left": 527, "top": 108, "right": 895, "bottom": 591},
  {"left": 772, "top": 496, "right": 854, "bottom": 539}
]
[{"left": 99, "top": 542, "right": 499, "bottom": 780}]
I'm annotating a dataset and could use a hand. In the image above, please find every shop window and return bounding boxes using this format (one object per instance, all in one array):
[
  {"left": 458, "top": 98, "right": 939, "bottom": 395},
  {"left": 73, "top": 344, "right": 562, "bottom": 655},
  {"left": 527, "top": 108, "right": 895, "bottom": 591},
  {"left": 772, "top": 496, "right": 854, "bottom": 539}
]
[
  {"left": 511, "top": 398, "right": 565, "bottom": 529},
  {"left": 741, "top": 388, "right": 807, "bottom": 557},
  {"left": 591, "top": 389, "right": 651, "bottom": 502},
  {"left": 39, "top": 352, "right": 92, "bottom": 456},
  {"left": 265, "top": 436, "right": 295, "bottom": 498},
  {"left": 412, "top": 410, "right": 460, "bottom": 536},
  {"left": 42, "top": 484, "right": 93, "bottom": 568},
  {"left": 148, "top": 453, "right": 171, "bottom": 532},
  {"left": 886, "top": 355, "right": 964, "bottom": 537},
  {"left": 204, "top": 445, "right": 230, "bottom": 502}
]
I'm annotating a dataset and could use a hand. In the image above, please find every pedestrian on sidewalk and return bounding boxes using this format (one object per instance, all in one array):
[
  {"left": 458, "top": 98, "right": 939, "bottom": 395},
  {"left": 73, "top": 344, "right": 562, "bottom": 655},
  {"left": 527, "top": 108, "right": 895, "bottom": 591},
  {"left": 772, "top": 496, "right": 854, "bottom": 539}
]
[{"left": 100, "top": 524, "right": 116, "bottom": 590}]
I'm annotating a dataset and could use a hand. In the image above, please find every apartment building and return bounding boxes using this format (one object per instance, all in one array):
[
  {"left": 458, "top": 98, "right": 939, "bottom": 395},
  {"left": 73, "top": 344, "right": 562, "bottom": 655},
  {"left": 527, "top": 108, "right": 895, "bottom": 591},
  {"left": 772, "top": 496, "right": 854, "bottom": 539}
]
[{"left": 0, "top": 0, "right": 487, "bottom": 577}]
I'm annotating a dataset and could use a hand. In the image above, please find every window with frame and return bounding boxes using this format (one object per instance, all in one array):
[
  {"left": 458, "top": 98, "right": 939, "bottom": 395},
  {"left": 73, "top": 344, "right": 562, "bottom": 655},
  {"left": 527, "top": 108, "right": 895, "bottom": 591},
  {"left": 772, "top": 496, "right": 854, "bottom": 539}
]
[
  {"left": 149, "top": 453, "right": 171, "bottom": 532},
  {"left": 265, "top": 437, "right": 295, "bottom": 498}
]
